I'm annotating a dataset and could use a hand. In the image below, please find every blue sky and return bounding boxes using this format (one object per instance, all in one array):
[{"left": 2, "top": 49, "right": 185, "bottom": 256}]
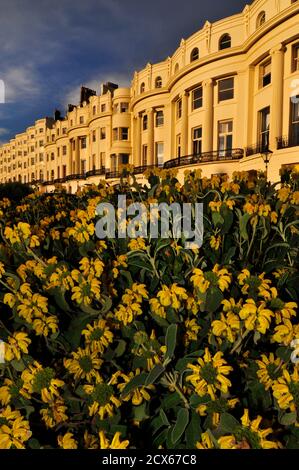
[{"left": 0, "top": 0, "right": 249, "bottom": 143}]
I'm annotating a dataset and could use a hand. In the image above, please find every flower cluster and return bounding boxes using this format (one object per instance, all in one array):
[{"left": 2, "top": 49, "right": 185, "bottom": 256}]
[{"left": 0, "top": 168, "right": 298, "bottom": 449}]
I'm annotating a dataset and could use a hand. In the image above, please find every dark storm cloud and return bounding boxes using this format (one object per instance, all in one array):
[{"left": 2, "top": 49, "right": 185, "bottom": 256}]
[{"left": 0, "top": 0, "right": 249, "bottom": 139}]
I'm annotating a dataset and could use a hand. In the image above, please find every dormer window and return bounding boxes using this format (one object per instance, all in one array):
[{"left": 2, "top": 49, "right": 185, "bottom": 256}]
[
  {"left": 256, "top": 11, "right": 266, "bottom": 28},
  {"left": 155, "top": 76, "right": 162, "bottom": 88},
  {"left": 219, "top": 34, "right": 231, "bottom": 50},
  {"left": 190, "top": 47, "right": 199, "bottom": 62}
]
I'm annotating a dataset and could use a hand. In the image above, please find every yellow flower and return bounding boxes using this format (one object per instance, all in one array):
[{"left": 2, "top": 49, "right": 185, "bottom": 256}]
[
  {"left": 84, "top": 380, "right": 121, "bottom": 419},
  {"left": 191, "top": 268, "right": 210, "bottom": 293},
  {"left": 212, "top": 312, "right": 240, "bottom": 343},
  {"left": 99, "top": 431, "right": 129, "bottom": 449},
  {"left": 196, "top": 431, "right": 214, "bottom": 449},
  {"left": 64, "top": 347, "right": 102, "bottom": 382},
  {"left": 82, "top": 319, "right": 114, "bottom": 353},
  {"left": 40, "top": 398, "right": 68, "bottom": 429},
  {"left": 128, "top": 237, "right": 147, "bottom": 251},
  {"left": 239, "top": 299, "right": 273, "bottom": 334},
  {"left": 184, "top": 318, "right": 201, "bottom": 344},
  {"left": 272, "top": 368, "right": 299, "bottom": 414},
  {"left": 114, "top": 283, "right": 148, "bottom": 325},
  {"left": 21, "top": 362, "right": 64, "bottom": 403},
  {"left": 186, "top": 348, "right": 233, "bottom": 400},
  {"left": 149, "top": 297, "right": 166, "bottom": 318},
  {"left": 58, "top": 432, "right": 78, "bottom": 449},
  {"left": 4, "top": 332, "right": 31, "bottom": 361},
  {"left": 256, "top": 353, "right": 284, "bottom": 390},
  {"left": 240, "top": 409, "right": 281, "bottom": 449},
  {"left": 0, "top": 261, "right": 5, "bottom": 278},
  {"left": 0, "top": 406, "right": 32, "bottom": 449},
  {"left": 278, "top": 186, "right": 291, "bottom": 202},
  {"left": 210, "top": 235, "right": 221, "bottom": 251},
  {"left": 272, "top": 319, "right": 299, "bottom": 345}
]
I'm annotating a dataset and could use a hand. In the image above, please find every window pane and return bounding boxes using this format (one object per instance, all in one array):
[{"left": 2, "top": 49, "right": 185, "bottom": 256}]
[
  {"left": 192, "top": 86, "right": 203, "bottom": 109},
  {"left": 218, "top": 78, "right": 234, "bottom": 101}
]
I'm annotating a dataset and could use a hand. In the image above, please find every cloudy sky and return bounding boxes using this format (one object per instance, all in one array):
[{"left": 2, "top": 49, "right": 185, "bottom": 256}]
[{"left": 0, "top": 0, "right": 248, "bottom": 142}]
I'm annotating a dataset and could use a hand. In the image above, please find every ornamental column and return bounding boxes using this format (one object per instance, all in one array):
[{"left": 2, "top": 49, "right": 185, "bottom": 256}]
[
  {"left": 148, "top": 108, "right": 155, "bottom": 165},
  {"left": 68, "top": 140, "right": 73, "bottom": 175},
  {"left": 181, "top": 91, "right": 189, "bottom": 156},
  {"left": 202, "top": 79, "right": 214, "bottom": 153},
  {"left": 135, "top": 114, "right": 142, "bottom": 166},
  {"left": 75, "top": 137, "right": 80, "bottom": 173},
  {"left": 270, "top": 44, "right": 285, "bottom": 150}
]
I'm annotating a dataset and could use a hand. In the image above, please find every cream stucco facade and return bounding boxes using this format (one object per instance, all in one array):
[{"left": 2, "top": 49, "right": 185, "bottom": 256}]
[{"left": 1, "top": 0, "right": 299, "bottom": 191}]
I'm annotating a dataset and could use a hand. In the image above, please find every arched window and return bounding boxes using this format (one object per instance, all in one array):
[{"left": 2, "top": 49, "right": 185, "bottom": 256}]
[
  {"left": 256, "top": 11, "right": 266, "bottom": 28},
  {"left": 190, "top": 47, "right": 199, "bottom": 62},
  {"left": 155, "top": 76, "right": 162, "bottom": 88},
  {"left": 140, "top": 82, "right": 145, "bottom": 93},
  {"left": 174, "top": 63, "right": 179, "bottom": 73},
  {"left": 219, "top": 34, "right": 231, "bottom": 50}
]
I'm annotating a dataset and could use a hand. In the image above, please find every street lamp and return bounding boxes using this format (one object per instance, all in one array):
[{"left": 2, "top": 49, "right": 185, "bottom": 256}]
[{"left": 261, "top": 148, "right": 273, "bottom": 181}]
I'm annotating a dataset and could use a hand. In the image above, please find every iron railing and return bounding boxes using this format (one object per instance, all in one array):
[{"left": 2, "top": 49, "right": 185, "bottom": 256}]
[
  {"left": 277, "top": 134, "right": 299, "bottom": 150},
  {"left": 245, "top": 143, "right": 270, "bottom": 157},
  {"left": 85, "top": 167, "right": 106, "bottom": 178},
  {"left": 163, "top": 148, "right": 244, "bottom": 169}
]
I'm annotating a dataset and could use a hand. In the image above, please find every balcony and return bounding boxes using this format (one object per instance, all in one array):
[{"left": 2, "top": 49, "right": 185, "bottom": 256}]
[
  {"left": 245, "top": 143, "right": 269, "bottom": 157},
  {"left": 85, "top": 167, "right": 106, "bottom": 178},
  {"left": 277, "top": 134, "right": 299, "bottom": 150},
  {"left": 163, "top": 148, "right": 244, "bottom": 169}
]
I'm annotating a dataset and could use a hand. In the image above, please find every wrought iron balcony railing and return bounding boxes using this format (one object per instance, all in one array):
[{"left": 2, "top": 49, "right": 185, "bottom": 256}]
[
  {"left": 85, "top": 167, "right": 106, "bottom": 178},
  {"left": 277, "top": 134, "right": 299, "bottom": 150},
  {"left": 163, "top": 148, "right": 244, "bottom": 169},
  {"left": 245, "top": 143, "right": 270, "bottom": 157}
]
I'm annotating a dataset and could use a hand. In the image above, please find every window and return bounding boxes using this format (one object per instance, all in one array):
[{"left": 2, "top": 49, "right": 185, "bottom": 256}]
[
  {"left": 174, "top": 63, "right": 179, "bottom": 73},
  {"left": 290, "top": 97, "right": 299, "bottom": 145},
  {"left": 192, "top": 127, "right": 202, "bottom": 155},
  {"left": 256, "top": 11, "right": 266, "bottom": 28},
  {"left": 218, "top": 77, "right": 234, "bottom": 101},
  {"left": 218, "top": 120, "right": 233, "bottom": 156},
  {"left": 113, "top": 103, "right": 119, "bottom": 113},
  {"left": 119, "top": 154, "right": 129, "bottom": 165},
  {"left": 113, "top": 128, "right": 129, "bottom": 140},
  {"left": 156, "top": 142, "right": 164, "bottom": 167},
  {"left": 62, "top": 165, "right": 67, "bottom": 178},
  {"left": 70, "top": 120, "right": 73, "bottom": 126},
  {"left": 140, "top": 82, "right": 145, "bottom": 93},
  {"left": 190, "top": 47, "right": 199, "bottom": 62},
  {"left": 192, "top": 86, "right": 203, "bottom": 110},
  {"left": 51, "top": 135, "right": 55, "bottom": 142},
  {"left": 120, "top": 102, "right": 129, "bottom": 113},
  {"left": 120, "top": 128, "right": 129, "bottom": 140},
  {"left": 176, "top": 99, "right": 182, "bottom": 119},
  {"left": 292, "top": 44, "right": 299, "bottom": 72},
  {"left": 39, "top": 128, "right": 43, "bottom": 133},
  {"left": 156, "top": 110, "right": 164, "bottom": 127},
  {"left": 101, "top": 104, "right": 106, "bottom": 112},
  {"left": 176, "top": 134, "right": 181, "bottom": 158},
  {"left": 260, "top": 61, "right": 271, "bottom": 87},
  {"left": 92, "top": 131, "right": 96, "bottom": 142},
  {"left": 62, "top": 145, "right": 67, "bottom": 156},
  {"left": 155, "top": 76, "right": 163, "bottom": 88},
  {"left": 81, "top": 160, "right": 86, "bottom": 174},
  {"left": 51, "top": 152, "right": 55, "bottom": 161},
  {"left": 143, "top": 114, "right": 148, "bottom": 130},
  {"left": 259, "top": 107, "right": 270, "bottom": 150},
  {"left": 100, "top": 152, "right": 106, "bottom": 168},
  {"left": 92, "top": 105, "right": 96, "bottom": 115},
  {"left": 81, "top": 137, "right": 87, "bottom": 149},
  {"left": 57, "top": 147, "right": 60, "bottom": 157},
  {"left": 100, "top": 128, "right": 106, "bottom": 139},
  {"left": 219, "top": 34, "right": 231, "bottom": 50},
  {"left": 62, "top": 127, "right": 67, "bottom": 134},
  {"left": 79, "top": 116, "right": 84, "bottom": 124},
  {"left": 142, "top": 145, "right": 148, "bottom": 165}
]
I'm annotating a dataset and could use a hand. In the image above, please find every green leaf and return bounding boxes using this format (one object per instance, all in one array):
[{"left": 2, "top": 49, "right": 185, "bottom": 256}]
[
  {"left": 279, "top": 411, "right": 297, "bottom": 426},
  {"left": 212, "top": 212, "right": 224, "bottom": 227},
  {"left": 113, "top": 340, "right": 127, "bottom": 358},
  {"left": 239, "top": 213, "right": 251, "bottom": 241},
  {"left": 186, "top": 411, "right": 202, "bottom": 448},
  {"left": 28, "top": 438, "right": 40, "bottom": 449},
  {"left": 121, "top": 372, "right": 147, "bottom": 397},
  {"left": 159, "top": 409, "right": 170, "bottom": 426},
  {"left": 10, "top": 359, "right": 26, "bottom": 371},
  {"left": 218, "top": 413, "right": 240, "bottom": 434},
  {"left": 276, "top": 346, "right": 292, "bottom": 362},
  {"left": 145, "top": 364, "right": 165, "bottom": 386},
  {"left": 171, "top": 408, "right": 189, "bottom": 444},
  {"left": 205, "top": 287, "right": 223, "bottom": 313},
  {"left": 165, "top": 324, "right": 177, "bottom": 360},
  {"left": 133, "top": 403, "right": 148, "bottom": 422}
]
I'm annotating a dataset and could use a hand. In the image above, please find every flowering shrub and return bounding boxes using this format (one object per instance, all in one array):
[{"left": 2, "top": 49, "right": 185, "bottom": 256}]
[{"left": 0, "top": 167, "right": 299, "bottom": 449}]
